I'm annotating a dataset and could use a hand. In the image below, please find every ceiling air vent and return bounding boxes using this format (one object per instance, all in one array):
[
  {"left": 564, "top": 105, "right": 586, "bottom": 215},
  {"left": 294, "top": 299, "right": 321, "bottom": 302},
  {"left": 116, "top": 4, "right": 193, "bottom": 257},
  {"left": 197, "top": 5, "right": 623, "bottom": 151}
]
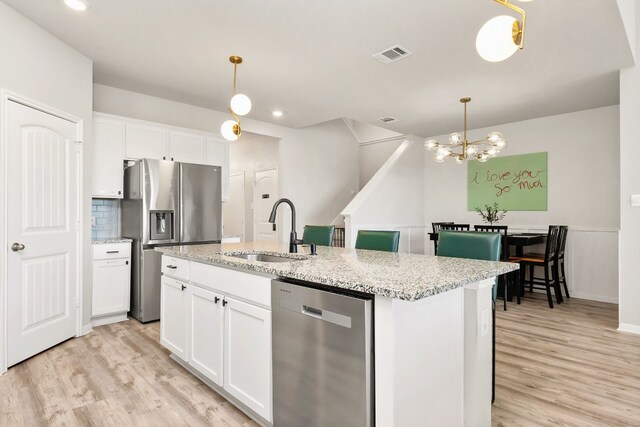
[
  {"left": 378, "top": 116, "right": 398, "bottom": 123},
  {"left": 372, "top": 45, "right": 413, "bottom": 64}
]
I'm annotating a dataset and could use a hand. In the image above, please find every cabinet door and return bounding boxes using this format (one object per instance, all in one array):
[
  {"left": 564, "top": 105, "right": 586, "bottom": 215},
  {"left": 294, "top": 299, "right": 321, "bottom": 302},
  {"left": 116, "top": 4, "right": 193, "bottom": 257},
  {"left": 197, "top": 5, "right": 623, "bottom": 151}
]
[
  {"left": 160, "top": 276, "right": 188, "bottom": 360},
  {"left": 188, "top": 285, "right": 224, "bottom": 386},
  {"left": 169, "top": 130, "right": 206, "bottom": 163},
  {"left": 125, "top": 122, "right": 169, "bottom": 160},
  {"left": 206, "top": 136, "right": 230, "bottom": 201},
  {"left": 92, "top": 258, "right": 131, "bottom": 316},
  {"left": 224, "top": 297, "right": 272, "bottom": 421},
  {"left": 92, "top": 116, "right": 125, "bottom": 198}
]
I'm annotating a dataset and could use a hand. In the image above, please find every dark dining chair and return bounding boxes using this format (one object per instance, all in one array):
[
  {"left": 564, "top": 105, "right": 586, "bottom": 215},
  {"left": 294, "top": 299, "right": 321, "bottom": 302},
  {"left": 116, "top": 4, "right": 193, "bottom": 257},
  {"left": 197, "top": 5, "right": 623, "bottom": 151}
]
[
  {"left": 431, "top": 222, "right": 454, "bottom": 255},
  {"left": 510, "top": 226, "right": 562, "bottom": 308},
  {"left": 554, "top": 225, "right": 570, "bottom": 299},
  {"left": 302, "top": 225, "right": 335, "bottom": 246},
  {"left": 355, "top": 230, "right": 400, "bottom": 252},
  {"left": 474, "top": 225, "right": 511, "bottom": 311},
  {"left": 440, "top": 223, "right": 470, "bottom": 231}
]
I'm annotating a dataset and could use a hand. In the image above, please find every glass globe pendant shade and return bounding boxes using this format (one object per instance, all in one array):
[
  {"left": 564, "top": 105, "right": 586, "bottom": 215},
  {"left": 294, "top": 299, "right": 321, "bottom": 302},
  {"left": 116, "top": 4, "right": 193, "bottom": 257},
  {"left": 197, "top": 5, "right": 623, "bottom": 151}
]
[
  {"left": 436, "top": 146, "right": 451, "bottom": 157},
  {"left": 449, "top": 133, "right": 463, "bottom": 144},
  {"left": 221, "top": 120, "right": 240, "bottom": 141},
  {"left": 477, "top": 153, "right": 489, "bottom": 162},
  {"left": 487, "top": 147, "right": 498, "bottom": 156},
  {"left": 476, "top": 15, "right": 520, "bottom": 62},
  {"left": 487, "top": 132, "right": 503, "bottom": 143},
  {"left": 467, "top": 145, "right": 478, "bottom": 155},
  {"left": 455, "top": 156, "right": 464, "bottom": 165},
  {"left": 434, "top": 154, "right": 446, "bottom": 163},
  {"left": 424, "top": 139, "right": 438, "bottom": 151},
  {"left": 496, "top": 138, "right": 507, "bottom": 148},
  {"left": 230, "top": 94, "right": 252, "bottom": 116}
]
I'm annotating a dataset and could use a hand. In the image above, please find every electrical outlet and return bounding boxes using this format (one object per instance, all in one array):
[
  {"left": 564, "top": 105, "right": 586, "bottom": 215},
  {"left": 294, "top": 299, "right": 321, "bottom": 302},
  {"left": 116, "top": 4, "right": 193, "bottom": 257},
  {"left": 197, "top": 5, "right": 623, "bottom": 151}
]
[{"left": 91, "top": 216, "right": 96, "bottom": 226}]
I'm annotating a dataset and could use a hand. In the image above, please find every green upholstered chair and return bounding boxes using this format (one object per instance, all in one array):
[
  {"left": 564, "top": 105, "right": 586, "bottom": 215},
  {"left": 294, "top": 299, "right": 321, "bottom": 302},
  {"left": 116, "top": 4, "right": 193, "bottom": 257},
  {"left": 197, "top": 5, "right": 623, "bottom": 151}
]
[
  {"left": 437, "top": 230, "right": 502, "bottom": 300},
  {"left": 302, "top": 225, "right": 335, "bottom": 246},
  {"left": 437, "top": 230, "right": 502, "bottom": 405},
  {"left": 355, "top": 230, "right": 400, "bottom": 253}
]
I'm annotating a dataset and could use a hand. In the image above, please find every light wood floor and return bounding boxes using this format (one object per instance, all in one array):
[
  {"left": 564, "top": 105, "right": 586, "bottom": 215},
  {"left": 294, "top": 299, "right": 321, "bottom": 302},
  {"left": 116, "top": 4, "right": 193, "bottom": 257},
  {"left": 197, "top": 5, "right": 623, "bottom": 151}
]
[
  {"left": 1, "top": 294, "right": 639, "bottom": 426},
  {"left": 493, "top": 293, "right": 640, "bottom": 426}
]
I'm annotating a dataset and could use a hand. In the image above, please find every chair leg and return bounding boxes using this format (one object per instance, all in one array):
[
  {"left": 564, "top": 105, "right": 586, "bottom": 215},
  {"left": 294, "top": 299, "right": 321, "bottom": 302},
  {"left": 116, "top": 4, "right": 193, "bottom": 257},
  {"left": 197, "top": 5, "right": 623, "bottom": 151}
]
[
  {"left": 544, "top": 264, "right": 554, "bottom": 309},
  {"left": 529, "top": 265, "right": 534, "bottom": 292},
  {"left": 503, "top": 275, "right": 508, "bottom": 311},
  {"left": 552, "top": 263, "right": 563, "bottom": 304},
  {"left": 561, "top": 260, "right": 570, "bottom": 299},
  {"left": 518, "top": 266, "right": 525, "bottom": 304}
]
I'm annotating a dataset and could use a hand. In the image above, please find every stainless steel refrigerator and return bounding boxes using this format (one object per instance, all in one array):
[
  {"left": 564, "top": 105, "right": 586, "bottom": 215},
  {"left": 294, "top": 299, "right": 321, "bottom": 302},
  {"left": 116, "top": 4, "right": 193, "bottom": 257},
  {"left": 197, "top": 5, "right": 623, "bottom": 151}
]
[{"left": 122, "top": 159, "right": 222, "bottom": 322}]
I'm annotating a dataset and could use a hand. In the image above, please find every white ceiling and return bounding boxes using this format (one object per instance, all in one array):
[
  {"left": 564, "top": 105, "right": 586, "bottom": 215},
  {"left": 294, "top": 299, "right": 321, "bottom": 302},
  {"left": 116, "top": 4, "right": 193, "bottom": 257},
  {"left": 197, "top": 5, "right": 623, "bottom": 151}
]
[{"left": 3, "top": 0, "right": 632, "bottom": 137}]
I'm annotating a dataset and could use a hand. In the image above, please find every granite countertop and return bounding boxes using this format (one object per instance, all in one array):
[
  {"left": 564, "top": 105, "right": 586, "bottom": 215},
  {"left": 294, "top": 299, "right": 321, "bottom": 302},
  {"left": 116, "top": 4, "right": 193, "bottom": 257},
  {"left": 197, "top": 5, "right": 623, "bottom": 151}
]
[
  {"left": 92, "top": 237, "right": 133, "bottom": 245},
  {"left": 156, "top": 242, "right": 518, "bottom": 301}
]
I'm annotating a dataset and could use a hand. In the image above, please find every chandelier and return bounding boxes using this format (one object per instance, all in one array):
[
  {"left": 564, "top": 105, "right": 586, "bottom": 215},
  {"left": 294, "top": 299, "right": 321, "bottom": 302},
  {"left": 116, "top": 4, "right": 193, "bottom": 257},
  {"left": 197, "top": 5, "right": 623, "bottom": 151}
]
[
  {"left": 424, "top": 97, "right": 507, "bottom": 164},
  {"left": 221, "top": 56, "right": 252, "bottom": 141}
]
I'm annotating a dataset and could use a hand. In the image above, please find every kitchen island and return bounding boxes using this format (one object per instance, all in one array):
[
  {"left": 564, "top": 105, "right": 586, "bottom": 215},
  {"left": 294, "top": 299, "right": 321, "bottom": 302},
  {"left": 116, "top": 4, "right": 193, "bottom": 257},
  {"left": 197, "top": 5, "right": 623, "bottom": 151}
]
[{"left": 157, "top": 242, "right": 517, "bottom": 427}]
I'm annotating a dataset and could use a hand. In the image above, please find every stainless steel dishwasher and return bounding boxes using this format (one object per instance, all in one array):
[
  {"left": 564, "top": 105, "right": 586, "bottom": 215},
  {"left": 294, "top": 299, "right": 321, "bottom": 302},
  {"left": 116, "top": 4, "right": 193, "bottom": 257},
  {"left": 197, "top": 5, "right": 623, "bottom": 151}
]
[{"left": 272, "top": 279, "right": 373, "bottom": 427}]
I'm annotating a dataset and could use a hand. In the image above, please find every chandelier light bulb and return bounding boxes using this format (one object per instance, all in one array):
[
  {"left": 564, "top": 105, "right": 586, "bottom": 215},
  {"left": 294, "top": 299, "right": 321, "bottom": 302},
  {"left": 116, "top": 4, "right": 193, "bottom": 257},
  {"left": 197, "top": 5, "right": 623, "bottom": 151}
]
[
  {"left": 230, "top": 94, "right": 252, "bottom": 116},
  {"left": 434, "top": 154, "right": 446, "bottom": 163},
  {"left": 455, "top": 156, "right": 464, "bottom": 165},
  {"left": 437, "top": 146, "right": 451, "bottom": 157},
  {"left": 221, "top": 120, "right": 240, "bottom": 141},
  {"left": 478, "top": 153, "right": 489, "bottom": 162},
  {"left": 496, "top": 139, "right": 507, "bottom": 148},
  {"left": 467, "top": 145, "right": 478, "bottom": 155},
  {"left": 476, "top": 15, "right": 519, "bottom": 62},
  {"left": 424, "top": 139, "right": 438, "bottom": 151},
  {"left": 487, "top": 147, "right": 498, "bottom": 156},
  {"left": 449, "top": 133, "right": 463, "bottom": 144},
  {"left": 487, "top": 132, "right": 503, "bottom": 143}
]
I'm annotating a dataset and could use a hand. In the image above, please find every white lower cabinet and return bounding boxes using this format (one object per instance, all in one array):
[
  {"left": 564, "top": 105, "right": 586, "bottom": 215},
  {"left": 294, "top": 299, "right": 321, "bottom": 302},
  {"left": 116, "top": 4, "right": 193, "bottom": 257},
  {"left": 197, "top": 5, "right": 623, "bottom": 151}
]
[
  {"left": 92, "top": 259, "right": 130, "bottom": 316},
  {"left": 159, "top": 257, "right": 272, "bottom": 423},
  {"left": 160, "top": 276, "right": 188, "bottom": 360},
  {"left": 224, "top": 297, "right": 272, "bottom": 421},
  {"left": 188, "top": 285, "right": 224, "bottom": 387}
]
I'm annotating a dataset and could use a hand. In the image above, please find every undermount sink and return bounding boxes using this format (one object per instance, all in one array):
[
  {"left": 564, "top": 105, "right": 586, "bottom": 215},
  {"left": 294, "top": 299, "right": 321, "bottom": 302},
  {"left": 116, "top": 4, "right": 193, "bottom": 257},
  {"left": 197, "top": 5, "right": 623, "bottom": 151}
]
[{"left": 226, "top": 253, "right": 307, "bottom": 263}]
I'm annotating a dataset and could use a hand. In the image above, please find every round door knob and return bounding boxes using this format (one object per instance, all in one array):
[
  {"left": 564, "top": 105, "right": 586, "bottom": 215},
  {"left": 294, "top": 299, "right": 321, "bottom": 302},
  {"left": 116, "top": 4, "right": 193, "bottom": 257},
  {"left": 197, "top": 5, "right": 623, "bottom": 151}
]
[{"left": 11, "top": 243, "right": 25, "bottom": 252}]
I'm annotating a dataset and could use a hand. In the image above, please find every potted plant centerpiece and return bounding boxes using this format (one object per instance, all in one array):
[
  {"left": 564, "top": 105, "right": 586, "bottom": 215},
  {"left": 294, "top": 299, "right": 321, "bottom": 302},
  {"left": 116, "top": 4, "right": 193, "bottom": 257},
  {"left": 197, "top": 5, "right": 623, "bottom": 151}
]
[{"left": 475, "top": 203, "right": 507, "bottom": 225}]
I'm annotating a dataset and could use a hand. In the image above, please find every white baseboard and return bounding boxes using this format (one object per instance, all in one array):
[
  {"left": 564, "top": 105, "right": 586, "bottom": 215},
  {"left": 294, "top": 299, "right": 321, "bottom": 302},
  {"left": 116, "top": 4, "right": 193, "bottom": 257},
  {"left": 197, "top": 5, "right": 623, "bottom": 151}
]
[
  {"left": 81, "top": 323, "right": 93, "bottom": 336},
  {"left": 569, "top": 292, "right": 618, "bottom": 304},
  {"left": 618, "top": 323, "right": 640, "bottom": 335},
  {"left": 91, "top": 313, "right": 128, "bottom": 327}
]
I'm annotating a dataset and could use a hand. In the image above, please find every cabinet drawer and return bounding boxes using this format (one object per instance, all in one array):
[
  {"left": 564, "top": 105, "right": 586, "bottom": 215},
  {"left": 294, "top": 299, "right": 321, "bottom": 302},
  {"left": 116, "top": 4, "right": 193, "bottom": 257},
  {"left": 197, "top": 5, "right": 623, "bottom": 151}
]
[
  {"left": 190, "top": 262, "right": 272, "bottom": 308},
  {"left": 93, "top": 242, "right": 131, "bottom": 260},
  {"left": 162, "top": 255, "right": 190, "bottom": 281}
]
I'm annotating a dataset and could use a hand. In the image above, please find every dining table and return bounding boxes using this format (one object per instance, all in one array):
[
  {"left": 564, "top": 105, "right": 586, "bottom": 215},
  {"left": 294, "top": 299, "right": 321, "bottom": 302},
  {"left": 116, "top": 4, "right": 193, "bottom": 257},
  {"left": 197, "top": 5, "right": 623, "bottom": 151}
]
[{"left": 428, "top": 231, "right": 546, "bottom": 256}]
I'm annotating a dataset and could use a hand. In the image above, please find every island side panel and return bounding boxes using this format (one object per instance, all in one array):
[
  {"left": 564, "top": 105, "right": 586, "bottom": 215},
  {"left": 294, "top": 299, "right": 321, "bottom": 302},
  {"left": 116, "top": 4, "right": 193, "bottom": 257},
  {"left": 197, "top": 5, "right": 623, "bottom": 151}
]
[
  {"left": 463, "top": 278, "right": 494, "bottom": 427},
  {"left": 375, "top": 287, "right": 464, "bottom": 426}
]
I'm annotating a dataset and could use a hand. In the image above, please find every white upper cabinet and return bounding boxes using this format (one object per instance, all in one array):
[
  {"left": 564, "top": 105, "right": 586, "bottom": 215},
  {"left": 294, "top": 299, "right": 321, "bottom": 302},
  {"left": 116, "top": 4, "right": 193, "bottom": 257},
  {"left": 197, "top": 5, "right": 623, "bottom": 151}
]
[
  {"left": 206, "top": 136, "right": 230, "bottom": 201},
  {"left": 92, "top": 115, "right": 125, "bottom": 198},
  {"left": 125, "top": 122, "right": 169, "bottom": 160},
  {"left": 170, "top": 130, "right": 206, "bottom": 163},
  {"left": 92, "top": 113, "right": 230, "bottom": 199}
]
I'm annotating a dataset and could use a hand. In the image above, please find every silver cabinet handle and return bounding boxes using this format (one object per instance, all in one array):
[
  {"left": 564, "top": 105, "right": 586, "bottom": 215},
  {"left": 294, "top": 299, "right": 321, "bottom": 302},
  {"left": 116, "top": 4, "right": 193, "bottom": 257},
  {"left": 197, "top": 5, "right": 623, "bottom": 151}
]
[
  {"left": 106, "top": 250, "right": 120, "bottom": 254},
  {"left": 166, "top": 265, "right": 177, "bottom": 269},
  {"left": 11, "top": 243, "right": 25, "bottom": 252}
]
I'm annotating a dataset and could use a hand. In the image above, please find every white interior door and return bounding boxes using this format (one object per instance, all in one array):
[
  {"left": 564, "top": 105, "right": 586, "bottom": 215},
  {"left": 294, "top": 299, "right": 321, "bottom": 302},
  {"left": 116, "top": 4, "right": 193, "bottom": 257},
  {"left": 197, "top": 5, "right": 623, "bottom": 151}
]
[
  {"left": 223, "top": 172, "right": 245, "bottom": 240},
  {"left": 253, "top": 169, "right": 278, "bottom": 242},
  {"left": 6, "top": 100, "right": 80, "bottom": 367}
]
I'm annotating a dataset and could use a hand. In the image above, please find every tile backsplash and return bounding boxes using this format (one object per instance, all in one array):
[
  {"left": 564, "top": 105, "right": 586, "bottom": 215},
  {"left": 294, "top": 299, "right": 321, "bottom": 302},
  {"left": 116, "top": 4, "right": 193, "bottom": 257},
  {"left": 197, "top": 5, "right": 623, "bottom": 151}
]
[{"left": 92, "top": 199, "right": 120, "bottom": 239}]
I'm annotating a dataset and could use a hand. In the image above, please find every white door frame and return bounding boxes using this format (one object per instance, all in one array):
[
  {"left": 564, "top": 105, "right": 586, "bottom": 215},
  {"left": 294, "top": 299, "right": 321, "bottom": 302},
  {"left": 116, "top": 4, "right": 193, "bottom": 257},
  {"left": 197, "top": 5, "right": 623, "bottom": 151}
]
[
  {"left": 253, "top": 168, "right": 279, "bottom": 242},
  {"left": 0, "top": 90, "right": 84, "bottom": 375}
]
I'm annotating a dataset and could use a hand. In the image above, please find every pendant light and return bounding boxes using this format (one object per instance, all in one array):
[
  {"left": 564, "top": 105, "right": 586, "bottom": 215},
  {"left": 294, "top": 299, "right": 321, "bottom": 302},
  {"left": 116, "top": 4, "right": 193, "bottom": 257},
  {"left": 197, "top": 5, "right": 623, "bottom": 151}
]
[
  {"left": 221, "top": 56, "right": 251, "bottom": 141},
  {"left": 476, "top": 0, "right": 528, "bottom": 62}
]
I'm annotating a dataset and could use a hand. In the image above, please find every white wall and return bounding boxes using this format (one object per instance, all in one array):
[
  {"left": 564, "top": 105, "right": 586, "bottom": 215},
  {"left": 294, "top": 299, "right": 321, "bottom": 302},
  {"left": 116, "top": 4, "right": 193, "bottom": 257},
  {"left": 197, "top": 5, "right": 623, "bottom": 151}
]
[
  {"left": 425, "top": 106, "right": 620, "bottom": 303},
  {"left": 359, "top": 139, "right": 404, "bottom": 189},
  {"left": 278, "top": 118, "right": 360, "bottom": 238},
  {"left": 0, "top": 2, "right": 93, "bottom": 334},
  {"left": 343, "top": 137, "right": 426, "bottom": 253},
  {"left": 619, "top": 5, "right": 640, "bottom": 333},
  {"left": 228, "top": 132, "right": 279, "bottom": 240}
]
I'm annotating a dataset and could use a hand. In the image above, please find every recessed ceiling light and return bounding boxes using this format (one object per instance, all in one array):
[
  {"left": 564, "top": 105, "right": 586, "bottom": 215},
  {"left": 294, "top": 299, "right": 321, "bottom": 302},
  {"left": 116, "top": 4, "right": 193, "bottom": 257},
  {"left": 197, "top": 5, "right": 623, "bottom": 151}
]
[
  {"left": 272, "top": 110, "right": 283, "bottom": 118},
  {"left": 64, "top": 0, "right": 89, "bottom": 11}
]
